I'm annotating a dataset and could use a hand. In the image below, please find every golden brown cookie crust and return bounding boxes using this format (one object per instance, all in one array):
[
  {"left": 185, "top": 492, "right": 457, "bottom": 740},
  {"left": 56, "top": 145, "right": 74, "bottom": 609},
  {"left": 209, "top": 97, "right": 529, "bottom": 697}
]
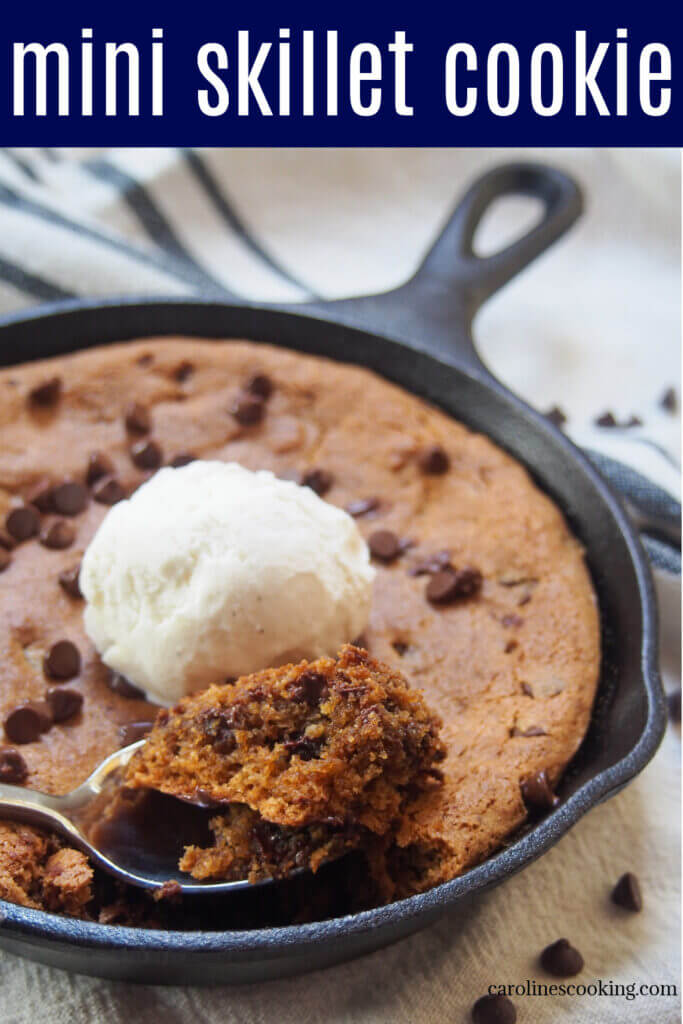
[{"left": 0, "top": 337, "right": 601, "bottom": 909}]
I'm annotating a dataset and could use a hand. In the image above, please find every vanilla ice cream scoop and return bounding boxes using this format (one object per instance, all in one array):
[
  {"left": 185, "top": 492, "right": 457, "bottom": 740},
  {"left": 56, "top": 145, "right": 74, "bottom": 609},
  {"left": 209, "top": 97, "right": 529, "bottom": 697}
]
[{"left": 81, "top": 461, "right": 375, "bottom": 704}]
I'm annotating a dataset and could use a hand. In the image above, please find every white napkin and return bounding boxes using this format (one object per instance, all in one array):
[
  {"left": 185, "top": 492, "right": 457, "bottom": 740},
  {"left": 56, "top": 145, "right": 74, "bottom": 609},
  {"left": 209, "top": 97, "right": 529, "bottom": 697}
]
[{"left": 0, "top": 147, "right": 679, "bottom": 1023}]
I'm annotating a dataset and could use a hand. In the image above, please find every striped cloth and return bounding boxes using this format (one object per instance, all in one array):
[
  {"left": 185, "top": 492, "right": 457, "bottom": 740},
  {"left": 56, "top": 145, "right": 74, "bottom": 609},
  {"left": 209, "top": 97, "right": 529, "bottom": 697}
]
[{"left": 0, "top": 147, "right": 679, "bottom": 1023}]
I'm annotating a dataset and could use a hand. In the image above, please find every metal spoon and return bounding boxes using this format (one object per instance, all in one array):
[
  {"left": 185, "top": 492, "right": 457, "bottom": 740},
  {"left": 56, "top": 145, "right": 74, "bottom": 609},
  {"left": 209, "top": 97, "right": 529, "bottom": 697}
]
[{"left": 0, "top": 740, "right": 273, "bottom": 895}]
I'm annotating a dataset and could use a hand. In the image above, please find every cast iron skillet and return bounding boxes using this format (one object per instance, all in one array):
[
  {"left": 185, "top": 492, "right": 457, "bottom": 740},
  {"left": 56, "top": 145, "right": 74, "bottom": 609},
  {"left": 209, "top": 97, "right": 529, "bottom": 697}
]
[{"left": 0, "top": 163, "right": 669, "bottom": 984}]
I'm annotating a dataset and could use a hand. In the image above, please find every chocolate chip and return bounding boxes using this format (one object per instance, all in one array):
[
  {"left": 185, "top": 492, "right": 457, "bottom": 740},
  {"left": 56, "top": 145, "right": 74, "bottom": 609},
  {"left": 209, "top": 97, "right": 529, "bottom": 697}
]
[
  {"left": 368, "top": 530, "right": 402, "bottom": 563},
  {"left": 611, "top": 872, "right": 643, "bottom": 912},
  {"left": 625, "top": 414, "right": 643, "bottom": 428},
  {"left": 125, "top": 402, "right": 151, "bottom": 434},
  {"left": 4, "top": 702, "right": 53, "bottom": 744},
  {"left": 302, "top": 468, "right": 334, "bottom": 496},
  {"left": 170, "top": 453, "right": 196, "bottom": 468},
  {"left": 520, "top": 769, "right": 559, "bottom": 812},
  {"left": 213, "top": 727, "right": 237, "bottom": 756},
  {"left": 119, "top": 720, "right": 155, "bottom": 746},
  {"left": 130, "top": 439, "right": 162, "bottom": 470},
  {"left": 345, "top": 497, "right": 380, "bottom": 517},
  {"left": 230, "top": 393, "right": 265, "bottom": 426},
  {"left": 246, "top": 373, "right": 273, "bottom": 399},
  {"left": 425, "top": 569, "right": 458, "bottom": 603},
  {"left": 6, "top": 505, "right": 40, "bottom": 542},
  {"left": 86, "top": 451, "right": 115, "bottom": 487},
  {"left": 426, "top": 566, "right": 482, "bottom": 604},
  {"left": 29, "top": 376, "right": 62, "bottom": 407},
  {"left": 26, "top": 480, "right": 55, "bottom": 513},
  {"left": 107, "top": 671, "right": 145, "bottom": 700},
  {"left": 392, "top": 641, "right": 410, "bottom": 656},
  {"left": 544, "top": 405, "right": 567, "bottom": 428},
  {"left": 40, "top": 519, "right": 76, "bottom": 550},
  {"left": 92, "top": 476, "right": 126, "bottom": 505},
  {"left": 174, "top": 360, "right": 194, "bottom": 383},
  {"left": 0, "top": 549, "right": 10, "bottom": 573},
  {"left": 0, "top": 747, "right": 29, "bottom": 784},
  {"left": 58, "top": 564, "right": 82, "bottom": 599},
  {"left": 253, "top": 819, "right": 280, "bottom": 857},
  {"left": 521, "top": 682, "right": 534, "bottom": 697},
  {"left": 595, "top": 411, "right": 617, "bottom": 428},
  {"left": 51, "top": 480, "right": 88, "bottom": 516},
  {"left": 288, "top": 670, "right": 328, "bottom": 706},
  {"left": 408, "top": 550, "right": 452, "bottom": 576},
  {"left": 668, "top": 689, "right": 681, "bottom": 725},
  {"left": 661, "top": 387, "right": 677, "bottom": 413},
  {"left": 46, "top": 687, "right": 83, "bottom": 723},
  {"left": 418, "top": 444, "right": 450, "bottom": 475},
  {"left": 540, "top": 938, "right": 584, "bottom": 977},
  {"left": 471, "top": 993, "right": 517, "bottom": 1024},
  {"left": 44, "top": 640, "right": 81, "bottom": 681},
  {"left": 284, "top": 736, "right": 321, "bottom": 761}
]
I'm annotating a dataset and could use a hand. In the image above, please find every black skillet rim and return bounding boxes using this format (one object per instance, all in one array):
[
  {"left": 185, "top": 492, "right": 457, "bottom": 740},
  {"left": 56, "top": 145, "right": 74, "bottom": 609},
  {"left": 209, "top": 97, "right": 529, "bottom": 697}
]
[{"left": 0, "top": 296, "right": 666, "bottom": 957}]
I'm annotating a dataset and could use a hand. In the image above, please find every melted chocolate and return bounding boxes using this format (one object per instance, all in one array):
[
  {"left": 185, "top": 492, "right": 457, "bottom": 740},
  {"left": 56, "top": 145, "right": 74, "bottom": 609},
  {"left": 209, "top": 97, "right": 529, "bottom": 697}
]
[{"left": 84, "top": 786, "right": 214, "bottom": 882}]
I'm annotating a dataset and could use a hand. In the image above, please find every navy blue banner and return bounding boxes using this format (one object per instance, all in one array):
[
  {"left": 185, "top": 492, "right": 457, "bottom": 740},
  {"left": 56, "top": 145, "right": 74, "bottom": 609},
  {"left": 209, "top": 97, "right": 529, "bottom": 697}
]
[{"left": 0, "top": 2, "right": 679, "bottom": 145}]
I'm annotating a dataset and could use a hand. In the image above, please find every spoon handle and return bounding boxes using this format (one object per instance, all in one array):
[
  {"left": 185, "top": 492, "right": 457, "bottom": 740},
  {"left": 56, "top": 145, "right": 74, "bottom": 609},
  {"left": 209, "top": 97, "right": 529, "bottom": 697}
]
[
  {"left": 0, "top": 781, "right": 89, "bottom": 844},
  {"left": 0, "top": 781, "right": 65, "bottom": 813}
]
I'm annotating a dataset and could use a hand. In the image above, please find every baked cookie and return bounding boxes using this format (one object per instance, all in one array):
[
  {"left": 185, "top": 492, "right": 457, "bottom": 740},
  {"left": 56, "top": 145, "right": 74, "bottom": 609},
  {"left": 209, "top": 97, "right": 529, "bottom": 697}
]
[{"left": 0, "top": 338, "right": 601, "bottom": 918}]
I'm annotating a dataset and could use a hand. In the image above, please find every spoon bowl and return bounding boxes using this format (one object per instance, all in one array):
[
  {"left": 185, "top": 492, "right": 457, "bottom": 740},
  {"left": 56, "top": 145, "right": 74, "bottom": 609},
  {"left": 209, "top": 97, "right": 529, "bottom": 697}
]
[{"left": 0, "top": 740, "right": 275, "bottom": 895}]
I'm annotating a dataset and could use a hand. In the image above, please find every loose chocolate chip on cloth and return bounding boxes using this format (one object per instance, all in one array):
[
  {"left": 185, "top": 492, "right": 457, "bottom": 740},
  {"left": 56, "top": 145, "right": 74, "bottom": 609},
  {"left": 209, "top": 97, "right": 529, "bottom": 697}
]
[
  {"left": 667, "top": 689, "right": 681, "bottom": 725},
  {"left": 471, "top": 994, "right": 517, "bottom": 1024},
  {"left": 611, "top": 872, "right": 643, "bottom": 912},
  {"left": 544, "top": 404, "right": 567, "bottom": 427},
  {"left": 540, "top": 938, "right": 584, "bottom": 977}
]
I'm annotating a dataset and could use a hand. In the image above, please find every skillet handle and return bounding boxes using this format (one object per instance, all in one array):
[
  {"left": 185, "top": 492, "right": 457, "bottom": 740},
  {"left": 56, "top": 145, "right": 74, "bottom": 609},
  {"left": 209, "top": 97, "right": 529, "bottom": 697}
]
[
  {"left": 416, "top": 162, "right": 583, "bottom": 317},
  {"left": 299, "top": 162, "right": 582, "bottom": 375}
]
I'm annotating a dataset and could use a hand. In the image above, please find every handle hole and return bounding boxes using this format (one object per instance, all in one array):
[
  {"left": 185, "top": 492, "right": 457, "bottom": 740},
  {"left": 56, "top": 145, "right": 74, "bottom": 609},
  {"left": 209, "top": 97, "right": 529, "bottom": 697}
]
[{"left": 473, "top": 195, "right": 545, "bottom": 257}]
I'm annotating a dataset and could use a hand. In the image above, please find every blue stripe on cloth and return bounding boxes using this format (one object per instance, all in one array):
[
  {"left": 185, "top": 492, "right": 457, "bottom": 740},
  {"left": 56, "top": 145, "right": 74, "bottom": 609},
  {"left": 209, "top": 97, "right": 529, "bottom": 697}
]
[
  {"left": 81, "top": 158, "right": 232, "bottom": 297},
  {"left": 181, "top": 149, "right": 319, "bottom": 298},
  {"left": 586, "top": 448, "right": 680, "bottom": 575}
]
